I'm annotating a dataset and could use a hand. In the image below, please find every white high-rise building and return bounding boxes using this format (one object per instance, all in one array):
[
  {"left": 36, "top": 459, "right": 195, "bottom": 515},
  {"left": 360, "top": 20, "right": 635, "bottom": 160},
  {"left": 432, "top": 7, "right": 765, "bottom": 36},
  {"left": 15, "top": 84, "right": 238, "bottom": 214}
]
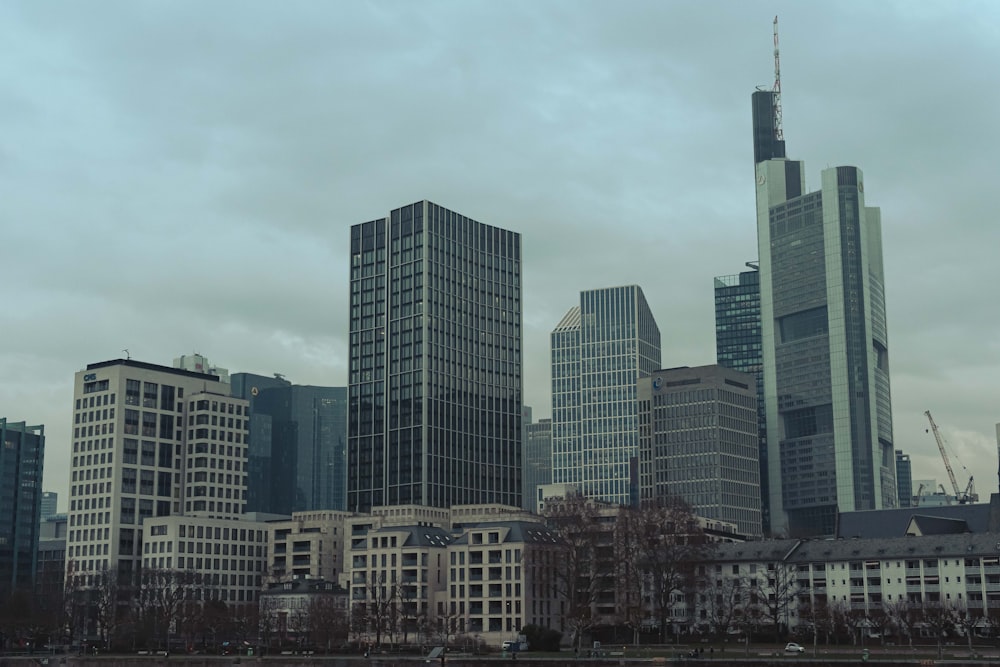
[
  {"left": 550, "top": 286, "right": 661, "bottom": 506},
  {"left": 66, "top": 358, "right": 248, "bottom": 587}
]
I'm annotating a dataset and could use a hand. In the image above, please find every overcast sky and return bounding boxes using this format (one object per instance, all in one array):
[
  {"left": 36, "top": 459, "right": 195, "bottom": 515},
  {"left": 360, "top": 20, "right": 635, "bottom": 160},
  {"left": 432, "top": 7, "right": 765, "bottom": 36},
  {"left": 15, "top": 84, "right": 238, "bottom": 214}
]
[{"left": 3, "top": 1, "right": 998, "bottom": 511}]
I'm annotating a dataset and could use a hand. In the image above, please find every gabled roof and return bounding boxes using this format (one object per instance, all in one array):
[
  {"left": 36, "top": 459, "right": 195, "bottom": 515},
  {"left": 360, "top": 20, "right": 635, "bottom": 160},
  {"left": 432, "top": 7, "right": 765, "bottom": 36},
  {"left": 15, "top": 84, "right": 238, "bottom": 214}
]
[
  {"left": 789, "top": 532, "right": 1000, "bottom": 563},
  {"left": 712, "top": 539, "right": 800, "bottom": 563},
  {"left": 837, "top": 503, "right": 992, "bottom": 539},
  {"left": 905, "top": 515, "right": 970, "bottom": 536}
]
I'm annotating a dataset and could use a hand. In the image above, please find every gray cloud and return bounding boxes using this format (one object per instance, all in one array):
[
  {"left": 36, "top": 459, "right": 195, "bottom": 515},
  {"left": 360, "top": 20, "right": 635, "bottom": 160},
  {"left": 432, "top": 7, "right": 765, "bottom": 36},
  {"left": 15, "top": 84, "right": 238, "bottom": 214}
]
[{"left": 2, "top": 0, "right": 997, "bottom": 509}]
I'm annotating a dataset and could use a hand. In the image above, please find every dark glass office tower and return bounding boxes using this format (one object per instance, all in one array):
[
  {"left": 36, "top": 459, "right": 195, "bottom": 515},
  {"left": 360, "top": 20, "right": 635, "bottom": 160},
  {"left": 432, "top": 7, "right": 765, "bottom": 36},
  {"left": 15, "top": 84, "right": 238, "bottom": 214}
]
[
  {"left": 0, "top": 419, "right": 44, "bottom": 597},
  {"left": 714, "top": 268, "right": 769, "bottom": 534},
  {"left": 755, "top": 125, "right": 895, "bottom": 535},
  {"left": 232, "top": 374, "right": 347, "bottom": 513},
  {"left": 347, "top": 201, "right": 522, "bottom": 512},
  {"left": 522, "top": 417, "right": 552, "bottom": 513},
  {"left": 895, "top": 450, "right": 912, "bottom": 508}
]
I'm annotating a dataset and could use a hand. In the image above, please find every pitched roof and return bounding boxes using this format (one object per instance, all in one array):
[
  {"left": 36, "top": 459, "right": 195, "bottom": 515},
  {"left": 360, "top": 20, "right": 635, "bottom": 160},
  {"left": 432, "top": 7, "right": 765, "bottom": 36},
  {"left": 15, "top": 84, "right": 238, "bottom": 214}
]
[
  {"left": 905, "top": 514, "right": 971, "bottom": 536},
  {"left": 837, "top": 503, "right": 992, "bottom": 539}
]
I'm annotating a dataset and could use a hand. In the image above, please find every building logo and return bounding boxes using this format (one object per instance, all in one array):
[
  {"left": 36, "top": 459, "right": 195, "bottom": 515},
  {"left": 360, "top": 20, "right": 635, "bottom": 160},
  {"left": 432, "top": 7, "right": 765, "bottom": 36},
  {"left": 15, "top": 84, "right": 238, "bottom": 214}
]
[
  {"left": 84, "top": 373, "right": 97, "bottom": 381},
  {"left": 652, "top": 377, "right": 662, "bottom": 391}
]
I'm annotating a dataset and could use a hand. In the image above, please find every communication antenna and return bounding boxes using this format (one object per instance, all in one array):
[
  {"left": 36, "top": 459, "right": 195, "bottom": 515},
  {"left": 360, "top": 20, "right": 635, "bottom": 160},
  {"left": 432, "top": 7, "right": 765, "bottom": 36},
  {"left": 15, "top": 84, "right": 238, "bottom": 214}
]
[
  {"left": 123, "top": 348, "right": 131, "bottom": 360},
  {"left": 772, "top": 15, "right": 784, "bottom": 142}
]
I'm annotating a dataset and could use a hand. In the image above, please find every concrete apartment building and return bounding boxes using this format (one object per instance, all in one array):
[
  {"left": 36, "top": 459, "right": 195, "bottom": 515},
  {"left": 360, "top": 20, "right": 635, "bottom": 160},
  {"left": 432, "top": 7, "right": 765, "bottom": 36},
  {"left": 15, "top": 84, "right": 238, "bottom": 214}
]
[
  {"left": 268, "top": 510, "right": 353, "bottom": 582},
  {"left": 140, "top": 514, "right": 269, "bottom": 605},
  {"left": 684, "top": 531, "right": 1000, "bottom": 638}
]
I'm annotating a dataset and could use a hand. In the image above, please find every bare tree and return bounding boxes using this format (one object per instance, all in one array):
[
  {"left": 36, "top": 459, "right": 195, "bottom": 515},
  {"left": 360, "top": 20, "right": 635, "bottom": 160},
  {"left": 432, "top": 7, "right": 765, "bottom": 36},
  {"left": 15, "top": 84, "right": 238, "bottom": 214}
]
[
  {"left": 700, "top": 574, "right": 746, "bottom": 639},
  {"left": 361, "top": 571, "right": 398, "bottom": 647},
  {"left": 952, "top": 600, "right": 984, "bottom": 654},
  {"left": 134, "top": 569, "right": 202, "bottom": 650},
  {"left": 751, "top": 560, "right": 804, "bottom": 641},
  {"left": 541, "top": 493, "right": 606, "bottom": 654},
  {"left": 921, "top": 601, "right": 956, "bottom": 658},
  {"left": 307, "top": 596, "right": 349, "bottom": 653},
  {"left": 93, "top": 565, "right": 127, "bottom": 650},
  {"left": 734, "top": 589, "right": 764, "bottom": 656},
  {"left": 885, "top": 598, "right": 918, "bottom": 649},
  {"left": 630, "top": 498, "right": 711, "bottom": 643},
  {"left": 614, "top": 504, "right": 649, "bottom": 644}
]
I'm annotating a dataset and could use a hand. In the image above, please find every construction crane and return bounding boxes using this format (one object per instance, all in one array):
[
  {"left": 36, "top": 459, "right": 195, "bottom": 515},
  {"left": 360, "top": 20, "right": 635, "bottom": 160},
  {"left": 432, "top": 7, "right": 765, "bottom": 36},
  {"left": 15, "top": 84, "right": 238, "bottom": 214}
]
[{"left": 924, "top": 410, "right": 977, "bottom": 504}]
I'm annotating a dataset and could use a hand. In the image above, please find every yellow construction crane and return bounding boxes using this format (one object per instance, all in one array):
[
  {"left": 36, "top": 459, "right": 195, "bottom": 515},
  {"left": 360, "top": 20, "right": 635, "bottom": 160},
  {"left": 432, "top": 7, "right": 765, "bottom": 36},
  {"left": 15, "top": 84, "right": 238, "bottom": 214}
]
[{"left": 924, "top": 410, "right": 978, "bottom": 504}]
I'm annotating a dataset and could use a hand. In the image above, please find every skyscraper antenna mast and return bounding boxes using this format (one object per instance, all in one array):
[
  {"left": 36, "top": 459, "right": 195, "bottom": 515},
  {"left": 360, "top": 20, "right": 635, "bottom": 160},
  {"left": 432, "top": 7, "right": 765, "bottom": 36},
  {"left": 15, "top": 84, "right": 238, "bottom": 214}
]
[{"left": 773, "top": 15, "right": 784, "bottom": 141}]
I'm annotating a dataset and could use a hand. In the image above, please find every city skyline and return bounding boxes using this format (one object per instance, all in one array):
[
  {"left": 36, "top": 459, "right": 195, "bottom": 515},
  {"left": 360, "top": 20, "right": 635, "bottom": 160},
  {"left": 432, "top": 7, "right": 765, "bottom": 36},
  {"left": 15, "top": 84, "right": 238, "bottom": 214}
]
[{"left": 2, "top": 2, "right": 998, "bottom": 507}]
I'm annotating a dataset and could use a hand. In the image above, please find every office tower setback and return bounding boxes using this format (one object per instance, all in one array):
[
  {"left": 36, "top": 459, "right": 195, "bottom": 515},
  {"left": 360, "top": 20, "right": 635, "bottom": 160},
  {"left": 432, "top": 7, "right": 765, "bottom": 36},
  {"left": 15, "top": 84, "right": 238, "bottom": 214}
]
[
  {"left": 522, "top": 417, "right": 553, "bottom": 513},
  {"left": 174, "top": 352, "right": 230, "bottom": 384},
  {"left": 347, "top": 201, "right": 522, "bottom": 512},
  {"left": 638, "top": 365, "right": 762, "bottom": 537},
  {"left": 232, "top": 373, "right": 348, "bottom": 513},
  {"left": 754, "top": 88, "right": 895, "bottom": 537},
  {"left": 714, "top": 266, "right": 769, "bottom": 533},
  {"left": 40, "top": 491, "right": 58, "bottom": 521},
  {"left": 0, "top": 419, "right": 44, "bottom": 597},
  {"left": 66, "top": 359, "right": 248, "bottom": 585},
  {"left": 551, "top": 285, "right": 661, "bottom": 506}
]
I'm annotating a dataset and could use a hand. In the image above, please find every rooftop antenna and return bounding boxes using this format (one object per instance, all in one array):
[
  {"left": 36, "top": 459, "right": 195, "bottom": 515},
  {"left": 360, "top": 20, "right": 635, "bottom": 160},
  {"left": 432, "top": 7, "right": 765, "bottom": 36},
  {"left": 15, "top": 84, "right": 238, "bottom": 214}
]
[
  {"left": 123, "top": 348, "right": 131, "bottom": 360},
  {"left": 772, "top": 15, "right": 784, "bottom": 142}
]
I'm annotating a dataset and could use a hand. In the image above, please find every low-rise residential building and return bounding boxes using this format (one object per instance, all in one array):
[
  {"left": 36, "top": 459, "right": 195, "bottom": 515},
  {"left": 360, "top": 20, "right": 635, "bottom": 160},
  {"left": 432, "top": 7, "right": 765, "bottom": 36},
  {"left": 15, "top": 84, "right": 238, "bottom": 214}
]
[
  {"left": 140, "top": 515, "right": 269, "bottom": 606},
  {"left": 447, "top": 520, "right": 561, "bottom": 644},
  {"left": 348, "top": 524, "right": 454, "bottom": 644},
  {"left": 259, "top": 578, "right": 348, "bottom": 646},
  {"left": 268, "top": 510, "right": 351, "bottom": 582},
  {"left": 689, "top": 531, "right": 1000, "bottom": 639}
]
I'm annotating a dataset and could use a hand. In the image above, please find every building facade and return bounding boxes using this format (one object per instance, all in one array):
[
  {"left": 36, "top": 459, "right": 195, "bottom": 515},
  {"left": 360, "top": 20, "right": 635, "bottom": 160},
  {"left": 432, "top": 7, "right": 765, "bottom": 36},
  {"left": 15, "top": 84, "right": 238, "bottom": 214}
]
[
  {"left": 232, "top": 373, "right": 348, "bottom": 513},
  {"left": 66, "top": 359, "right": 249, "bottom": 588},
  {"left": 140, "top": 514, "right": 269, "bottom": 607},
  {"left": 522, "top": 418, "right": 552, "bottom": 514},
  {"left": 268, "top": 510, "right": 352, "bottom": 583},
  {"left": 347, "top": 201, "right": 523, "bottom": 512},
  {"left": 230, "top": 372, "right": 292, "bottom": 514},
  {"left": 637, "top": 365, "right": 762, "bottom": 537},
  {"left": 753, "top": 93, "right": 895, "bottom": 537},
  {"left": 551, "top": 286, "right": 661, "bottom": 506},
  {"left": 895, "top": 451, "right": 913, "bottom": 509},
  {"left": 714, "top": 267, "right": 769, "bottom": 534},
  {"left": 40, "top": 491, "right": 58, "bottom": 521},
  {"left": 0, "top": 419, "right": 44, "bottom": 597}
]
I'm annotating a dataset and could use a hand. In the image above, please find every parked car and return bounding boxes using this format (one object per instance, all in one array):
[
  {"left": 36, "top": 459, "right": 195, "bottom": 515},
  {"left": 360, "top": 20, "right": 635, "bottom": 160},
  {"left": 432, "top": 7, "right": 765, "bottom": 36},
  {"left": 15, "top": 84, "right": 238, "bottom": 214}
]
[{"left": 784, "top": 642, "right": 805, "bottom": 653}]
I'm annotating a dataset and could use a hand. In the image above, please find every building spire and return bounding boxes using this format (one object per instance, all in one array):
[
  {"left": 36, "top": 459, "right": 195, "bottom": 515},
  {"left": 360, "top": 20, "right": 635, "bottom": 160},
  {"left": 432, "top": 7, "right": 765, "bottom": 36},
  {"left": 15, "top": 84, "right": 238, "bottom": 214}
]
[{"left": 773, "top": 16, "right": 783, "bottom": 142}]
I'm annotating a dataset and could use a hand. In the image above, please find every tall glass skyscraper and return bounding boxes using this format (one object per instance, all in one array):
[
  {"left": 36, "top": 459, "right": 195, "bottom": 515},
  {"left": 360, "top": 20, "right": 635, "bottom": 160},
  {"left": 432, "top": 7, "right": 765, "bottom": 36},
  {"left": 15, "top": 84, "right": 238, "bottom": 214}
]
[
  {"left": 895, "top": 450, "right": 913, "bottom": 508},
  {"left": 754, "top": 93, "right": 895, "bottom": 537},
  {"left": 714, "top": 267, "right": 769, "bottom": 534},
  {"left": 347, "top": 201, "right": 522, "bottom": 512},
  {"left": 0, "top": 419, "right": 44, "bottom": 597},
  {"left": 551, "top": 286, "right": 660, "bottom": 506}
]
